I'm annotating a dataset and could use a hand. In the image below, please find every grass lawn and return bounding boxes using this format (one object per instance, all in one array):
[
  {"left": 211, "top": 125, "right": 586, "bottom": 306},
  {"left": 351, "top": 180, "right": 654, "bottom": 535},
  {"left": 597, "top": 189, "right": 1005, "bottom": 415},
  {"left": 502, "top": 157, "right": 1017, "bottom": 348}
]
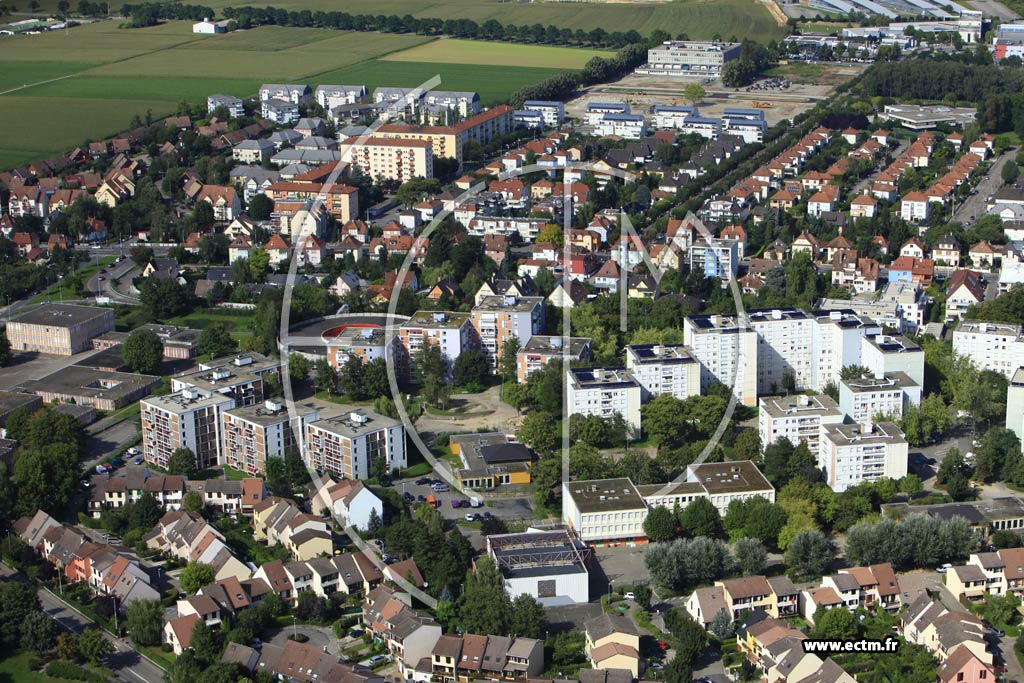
[
  {"left": 0, "top": 653, "right": 63, "bottom": 683},
  {"left": 140, "top": 646, "right": 175, "bottom": 671},
  {"left": 381, "top": 38, "right": 611, "bottom": 69},
  {"left": 223, "top": 465, "right": 249, "bottom": 481},
  {"left": 166, "top": 307, "right": 254, "bottom": 339},
  {"left": 28, "top": 256, "right": 115, "bottom": 304}
]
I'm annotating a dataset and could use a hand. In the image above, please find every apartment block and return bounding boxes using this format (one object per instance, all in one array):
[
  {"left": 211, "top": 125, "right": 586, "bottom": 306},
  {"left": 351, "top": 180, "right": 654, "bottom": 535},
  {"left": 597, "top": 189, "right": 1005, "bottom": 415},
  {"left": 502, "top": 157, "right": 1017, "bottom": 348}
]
[
  {"left": 1008, "top": 368, "right": 1024, "bottom": 452},
  {"left": 471, "top": 295, "right": 545, "bottom": 369},
  {"left": 399, "top": 311, "right": 477, "bottom": 371},
  {"left": 758, "top": 393, "right": 843, "bottom": 452},
  {"left": 141, "top": 389, "right": 235, "bottom": 470},
  {"left": 221, "top": 400, "right": 320, "bottom": 476},
  {"left": 515, "top": 336, "right": 592, "bottom": 383},
  {"left": 861, "top": 334, "right": 925, "bottom": 388},
  {"left": 522, "top": 100, "right": 565, "bottom": 127},
  {"left": 567, "top": 368, "right": 642, "bottom": 434},
  {"left": 348, "top": 137, "right": 434, "bottom": 182},
  {"left": 689, "top": 238, "right": 738, "bottom": 282},
  {"left": 683, "top": 313, "right": 758, "bottom": 406},
  {"left": 624, "top": 343, "right": 700, "bottom": 401},
  {"left": 953, "top": 321, "right": 1024, "bottom": 379},
  {"left": 748, "top": 308, "right": 815, "bottom": 395},
  {"left": 819, "top": 421, "right": 908, "bottom": 492},
  {"left": 305, "top": 409, "right": 406, "bottom": 480},
  {"left": 809, "top": 309, "right": 882, "bottom": 391},
  {"left": 839, "top": 371, "right": 921, "bottom": 423},
  {"left": 7, "top": 303, "right": 115, "bottom": 355}
]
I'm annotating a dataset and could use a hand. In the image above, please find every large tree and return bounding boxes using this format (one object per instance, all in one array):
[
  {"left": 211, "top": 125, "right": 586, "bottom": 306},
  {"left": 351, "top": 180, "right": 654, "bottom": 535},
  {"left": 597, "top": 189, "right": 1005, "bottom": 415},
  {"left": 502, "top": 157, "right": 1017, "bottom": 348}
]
[
  {"left": 122, "top": 329, "right": 164, "bottom": 374},
  {"left": 784, "top": 529, "right": 834, "bottom": 581},
  {"left": 180, "top": 562, "right": 216, "bottom": 594},
  {"left": 679, "top": 497, "right": 723, "bottom": 539},
  {"left": 643, "top": 506, "right": 678, "bottom": 543},
  {"left": 126, "top": 599, "right": 164, "bottom": 647},
  {"left": 166, "top": 447, "right": 198, "bottom": 477},
  {"left": 198, "top": 322, "right": 237, "bottom": 359},
  {"left": 458, "top": 556, "right": 511, "bottom": 636},
  {"left": 14, "top": 442, "right": 80, "bottom": 516}
]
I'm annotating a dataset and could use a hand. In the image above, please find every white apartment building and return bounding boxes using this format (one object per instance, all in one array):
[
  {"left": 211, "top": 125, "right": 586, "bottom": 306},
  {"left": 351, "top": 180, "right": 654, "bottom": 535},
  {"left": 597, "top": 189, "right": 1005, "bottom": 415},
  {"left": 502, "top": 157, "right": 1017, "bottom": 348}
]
[
  {"left": 470, "top": 295, "right": 545, "bottom": 369},
  {"left": 221, "top": 400, "right": 320, "bottom": 476},
  {"left": 1007, "top": 367, "right": 1024, "bottom": 451},
  {"left": 522, "top": 100, "right": 565, "bottom": 127},
  {"left": 839, "top": 371, "right": 921, "bottom": 424},
  {"left": 690, "top": 238, "right": 739, "bottom": 282},
  {"left": 562, "top": 478, "right": 648, "bottom": 544},
  {"left": 593, "top": 114, "right": 647, "bottom": 140},
  {"left": 679, "top": 116, "right": 722, "bottom": 139},
  {"left": 819, "top": 421, "right": 909, "bottom": 493},
  {"left": 399, "top": 311, "right": 477, "bottom": 373},
  {"left": 141, "top": 390, "right": 235, "bottom": 471},
  {"left": 653, "top": 105, "right": 699, "bottom": 129},
  {"left": 567, "top": 368, "right": 642, "bottom": 434},
  {"left": 683, "top": 314, "right": 758, "bottom": 407},
  {"left": 584, "top": 102, "right": 630, "bottom": 126},
  {"left": 259, "top": 84, "right": 311, "bottom": 106},
  {"left": 758, "top": 393, "right": 844, "bottom": 453},
  {"left": 809, "top": 310, "right": 882, "bottom": 392},
  {"left": 348, "top": 137, "right": 433, "bottom": 182},
  {"left": 638, "top": 41, "right": 741, "bottom": 77},
  {"left": 818, "top": 281, "right": 928, "bottom": 335},
  {"left": 315, "top": 85, "right": 366, "bottom": 109},
  {"left": 516, "top": 336, "right": 592, "bottom": 383},
  {"left": 624, "top": 343, "right": 701, "bottom": 401},
  {"left": 953, "top": 321, "right": 1024, "bottom": 379},
  {"left": 207, "top": 94, "right": 244, "bottom": 118},
  {"left": 305, "top": 410, "right": 406, "bottom": 480},
  {"left": 861, "top": 334, "right": 925, "bottom": 388},
  {"left": 720, "top": 108, "right": 767, "bottom": 143},
  {"left": 748, "top": 308, "right": 815, "bottom": 395}
]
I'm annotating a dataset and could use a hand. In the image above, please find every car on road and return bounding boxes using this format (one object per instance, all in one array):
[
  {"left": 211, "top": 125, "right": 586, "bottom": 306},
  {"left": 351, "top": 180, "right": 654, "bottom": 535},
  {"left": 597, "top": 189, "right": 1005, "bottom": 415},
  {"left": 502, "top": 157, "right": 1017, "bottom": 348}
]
[
  {"left": 95, "top": 465, "right": 107, "bottom": 474},
  {"left": 648, "top": 662, "right": 664, "bottom": 671},
  {"left": 97, "top": 276, "right": 105, "bottom": 281}
]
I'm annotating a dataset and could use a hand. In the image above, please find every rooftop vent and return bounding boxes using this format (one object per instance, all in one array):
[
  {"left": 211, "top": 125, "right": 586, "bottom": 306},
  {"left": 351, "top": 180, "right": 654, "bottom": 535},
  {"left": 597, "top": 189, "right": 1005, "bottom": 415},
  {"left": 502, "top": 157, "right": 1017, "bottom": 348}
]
[{"left": 234, "top": 355, "right": 253, "bottom": 366}]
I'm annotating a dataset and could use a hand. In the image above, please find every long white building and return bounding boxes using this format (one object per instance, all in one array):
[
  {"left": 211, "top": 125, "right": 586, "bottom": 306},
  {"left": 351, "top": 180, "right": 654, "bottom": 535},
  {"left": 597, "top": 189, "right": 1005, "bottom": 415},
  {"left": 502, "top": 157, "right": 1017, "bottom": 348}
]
[
  {"left": 758, "top": 393, "right": 844, "bottom": 453},
  {"left": 819, "top": 421, "right": 908, "bottom": 492},
  {"left": 624, "top": 343, "right": 700, "bottom": 401},
  {"left": 953, "top": 321, "right": 1024, "bottom": 379},
  {"left": 567, "top": 368, "right": 642, "bottom": 434}
]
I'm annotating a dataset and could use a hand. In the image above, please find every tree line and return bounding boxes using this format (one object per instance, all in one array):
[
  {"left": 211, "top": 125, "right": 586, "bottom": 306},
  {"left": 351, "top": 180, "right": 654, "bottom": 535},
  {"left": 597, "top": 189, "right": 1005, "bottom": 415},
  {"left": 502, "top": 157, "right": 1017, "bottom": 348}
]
[{"left": 860, "top": 55, "right": 1024, "bottom": 103}]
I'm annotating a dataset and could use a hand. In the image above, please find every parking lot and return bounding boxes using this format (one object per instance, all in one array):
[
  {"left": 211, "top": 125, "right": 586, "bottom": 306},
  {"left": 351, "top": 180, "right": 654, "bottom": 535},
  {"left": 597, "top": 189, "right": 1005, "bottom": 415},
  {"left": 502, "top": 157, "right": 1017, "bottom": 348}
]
[{"left": 390, "top": 476, "right": 534, "bottom": 523}]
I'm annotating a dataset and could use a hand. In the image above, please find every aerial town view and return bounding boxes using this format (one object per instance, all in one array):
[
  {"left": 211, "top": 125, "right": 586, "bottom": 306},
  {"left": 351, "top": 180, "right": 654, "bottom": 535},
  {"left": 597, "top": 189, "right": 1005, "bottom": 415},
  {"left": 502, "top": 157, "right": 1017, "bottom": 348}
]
[{"left": 7, "top": 0, "right": 1024, "bottom": 682}]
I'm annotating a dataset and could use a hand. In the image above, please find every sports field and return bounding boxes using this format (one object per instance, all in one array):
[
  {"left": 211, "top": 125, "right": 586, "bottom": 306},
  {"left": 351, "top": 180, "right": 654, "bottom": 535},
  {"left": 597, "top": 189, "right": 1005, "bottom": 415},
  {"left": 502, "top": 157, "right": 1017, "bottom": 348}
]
[{"left": 0, "top": 21, "right": 575, "bottom": 167}]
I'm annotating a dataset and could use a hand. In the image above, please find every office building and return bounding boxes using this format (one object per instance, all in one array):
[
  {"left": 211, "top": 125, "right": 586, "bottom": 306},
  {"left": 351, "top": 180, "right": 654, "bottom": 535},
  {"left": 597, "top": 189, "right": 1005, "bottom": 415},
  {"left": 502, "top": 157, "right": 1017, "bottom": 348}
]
[
  {"left": 516, "top": 336, "right": 591, "bottom": 383},
  {"left": 305, "top": 410, "right": 406, "bottom": 480},
  {"left": 221, "top": 400, "right": 320, "bottom": 476},
  {"left": 758, "top": 393, "right": 844, "bottom": 453},
  {"left": 861, "top": 334, "right": 925, "bottom": 388},
  {"left": 839, "top": 371, "right": 921, "bottom": 424},
  {"left": 638, "top": 41, "right": 741, "bottom": 77},
  {"left": 819, "top": 421, "right": 908, "bottom": 492},
  {"left": 625, "top": 343, "right": 700, "bottom": 401},
  {"left": 953, "top": 321, "right": 1024, "bottom": 379},
  {"left": 471, "top": 295, "right": 545, "bottom": 369},
  {"left": 141, "top": 389, "right": 235, "bottom": 470},
  {"left": 7, "top": 303, "right": 115, "bottom": 355},
  {"left": 567, "top": 368, "right": 642, "bottom": 434}
]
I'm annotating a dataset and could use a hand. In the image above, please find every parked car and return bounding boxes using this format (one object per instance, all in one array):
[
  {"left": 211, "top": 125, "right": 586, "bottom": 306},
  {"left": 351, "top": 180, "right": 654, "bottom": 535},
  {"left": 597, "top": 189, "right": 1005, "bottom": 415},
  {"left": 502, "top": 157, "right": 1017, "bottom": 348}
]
[
  {"left": 133, "top": 457, "right": 143, "bottom": 465},
  {"left": 624, "top": 591, "right": 636, "bottom": 601},
  {"left": 937, "top": 563, "right": 953, "bottom": 573},
  {"left": 993, "top": 628, "right": 1005, "bottom": 637},
  {"left": 464, "top": 513, "right": 475, "bottom": 522},
  {"left": 368, "top": 655, "right": 392, "bottom": 667},
  {"left": 251, "top": 638, "right": 263, "bottom": 649},
  {"left": 417, "top": 495, "right": 426, "bottom": 502},
  {"left": 451, "top": 500, "right": 461, "bottom": 508},
  {"left": 415, "top": 478, "right": 431, "bottom": 485},
  {"left": 403, "top": 492, "right": 414, "bottom": 502},
  {"left": 483, "top": 511, "right": 493, "bottom": 520}
]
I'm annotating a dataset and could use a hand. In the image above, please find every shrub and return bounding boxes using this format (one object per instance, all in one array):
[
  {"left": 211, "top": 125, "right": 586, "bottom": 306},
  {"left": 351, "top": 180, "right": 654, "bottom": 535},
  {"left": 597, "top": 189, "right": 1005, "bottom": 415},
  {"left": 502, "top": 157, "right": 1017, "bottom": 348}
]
[{"left": 45, "top": 660, "right": 104, "bottom": 683}]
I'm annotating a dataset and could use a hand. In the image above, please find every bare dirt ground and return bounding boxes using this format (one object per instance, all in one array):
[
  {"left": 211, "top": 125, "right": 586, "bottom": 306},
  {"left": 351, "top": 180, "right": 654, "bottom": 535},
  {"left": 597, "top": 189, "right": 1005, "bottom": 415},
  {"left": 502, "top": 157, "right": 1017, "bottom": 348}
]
[{"left": 565, "top": 67, "right": 852, "bottom": 126}]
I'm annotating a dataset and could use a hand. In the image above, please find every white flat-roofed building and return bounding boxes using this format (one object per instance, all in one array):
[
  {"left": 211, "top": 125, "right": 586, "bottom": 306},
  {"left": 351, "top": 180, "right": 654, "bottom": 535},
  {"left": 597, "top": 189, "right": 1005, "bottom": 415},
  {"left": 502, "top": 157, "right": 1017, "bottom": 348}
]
[
  {"left": 653, "top": 105, "right": 698, "bottom": 129},
  {"left": 684, "top": 460, "right": 775, "bottom": 514},
  {"left": 522, "top": 101, "right": 565, "bottom": 127},
  {"left": 1008, "top": 368, "right": 1024, "bottom": 451},
  {"left": 721, "top": 109, "right": 768, "bottom": 143},
  {"left": 638, "top": 40, "right": 741, "bottom": 77},
  {"left": 315, "top": 85, "right": 365, "bottom": 109},
  {"left": 516, "top": 336, "right": 591, "bottom": 383},
  {"left": 758, "top": 393, "right": 844, "bottom": 452},
  {"left": 881, "top": 104, "right": 978, "bottom": 130},
  {"left": 593, "top": 114, "right": 647, "bottom": 140},
  {"left": 819, "top": 421, "right": 908, "bottom": 492},
  {"left": 861, "top": 334, "right": 925, "bottom": 388},
  {"left": 141, "top": 390, "right": 235, "bottom": 471},
  {"left": 207, "top": 94, "right": 244, "bottom": 118},
  {"left": 748, "top": 308, "right": 815, "bottom": 395},
  {"left": 679, "top": 116, "right": 722, "bottom": 139},
  {"left": 839, "top": 371, "right": 921, "bottom": 423},
  {"left": 818, "top": 282, "right": 928, "bottom": 335},
  {"left": 809, "top": 309, "right": 883, "bottom": 391},
  {"left": 953, "top": 321, "right": 1024, "bottom": 379},
  {"left": 305, "top": 409, "right": 406, "bottom": 480},
  {"left": 399, "top": 311, "right": 477, "bottom": 371},
  {"left": 486, "top": 530, "right": 589, "bottom": 605},
  {"left": 513, "top": 110, "right": 544, "bottom": 130},
  {"left": 625, "top": 343, "right": 700, "bottom": 401},
  {"left": 584, "top": 102, "right": 630, "bottom": 126},
  {"left": 562, "top": 478, "right": 648, "bottom": 544},
  {"left": 221, "top": 400, "right": 320, "bottom": 476},
  {"left": 683, "top": 313, "right": 758, "bottom": 407},
  {"left": 567, "top": 368, "right": 642, "bottom": 434}
]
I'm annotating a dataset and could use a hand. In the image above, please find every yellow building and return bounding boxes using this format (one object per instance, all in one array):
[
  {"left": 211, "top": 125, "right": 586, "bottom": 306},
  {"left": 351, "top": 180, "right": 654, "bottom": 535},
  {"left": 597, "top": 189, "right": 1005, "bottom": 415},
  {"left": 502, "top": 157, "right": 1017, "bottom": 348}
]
[{"left": 450, "top": 432, "right": 532, "bottom": 489}]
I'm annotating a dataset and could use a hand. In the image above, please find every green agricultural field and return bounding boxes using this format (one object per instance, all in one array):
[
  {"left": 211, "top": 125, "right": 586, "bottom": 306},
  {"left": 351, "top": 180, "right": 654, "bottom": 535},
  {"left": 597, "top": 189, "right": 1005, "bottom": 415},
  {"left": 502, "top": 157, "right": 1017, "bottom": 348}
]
[
  {"left": 381, "top": 38, "right": 611, "bottom": 69},
  {"left": 0, "top": 60, "right": 99, "bottom": 92},
  {"left": 307, "top": 60, "right": 566, "bottom": 107}
]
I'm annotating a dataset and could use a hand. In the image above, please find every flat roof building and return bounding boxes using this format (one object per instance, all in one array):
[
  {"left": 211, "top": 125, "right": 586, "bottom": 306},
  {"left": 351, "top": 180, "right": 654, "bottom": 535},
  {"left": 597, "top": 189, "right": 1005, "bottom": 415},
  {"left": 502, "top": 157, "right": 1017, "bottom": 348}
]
[
  {"left": 486, "top": 529, "right": 589, "bottom": 605},
  {"left": 758, "top": 393, "right": 844, "bottom": 453},
  {"left": 638, "top": 41, "right": 741, "bottom": 77},
  {"left": 861, "top": 334, "right": 925, "bottom": 388},
  {"left": 562, "top": 478, "right": 648, "bottom": 545},
  {"left": 305, "top": 409, "right": 406, "bottom": 480},
  {"left": 221, "top": 400, "right": 320, "bottom": 476},
  {"left": 625, "top": 343, "right": 700, "bottom": 401},
  {"left": 516, "top": 336, "right": 591, "bottom": 384},
  {"left": 819, "top": 421, "right": 908, "bottom": 492},
  {"left": 450, "top": 432, "right": 532, "bottom": 491},
  {"left": 567, "top": 368, "right": 642, "bottom": 434},
  {"left": 141, "top": 389, "right": 236, "bottom": 470},
  {"left": 7, "top": 303, "right": 114, "bottom": 355},
  {"left": 19, "top": 366, "right": 161, "bottom": 411},
  {"left": 1007, "top": 367, "right": 1024, "bottom": 452},
  {"left": 839, "top": 371, "right": 921, "bottom": 424},
  {"left": 953, "top": 321, "right": 1024, "bottom": 379},
  {"left": 882, "top": 104, "right": 978, "bottom": 130}
]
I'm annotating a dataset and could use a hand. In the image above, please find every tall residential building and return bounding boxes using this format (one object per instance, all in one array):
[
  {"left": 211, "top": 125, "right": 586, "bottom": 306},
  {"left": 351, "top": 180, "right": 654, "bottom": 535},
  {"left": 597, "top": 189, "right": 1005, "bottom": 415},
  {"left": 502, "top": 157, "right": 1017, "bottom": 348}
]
[
  {"left": 305, "top": 410, "right": 406, "bottom": 480},
  {"left": 567, "top": 368, "right": 642, "bottom": 433},
  {"left": 470, "top": 295, "right": 545, "bottom": 369},
  {"left": 347, "top": 137, "right": 434, "bottom": 182},
  {"left": 953, "top": 321, "right": 1024, "bottom": 379},
  {"left": 221, "top": 400, "right": 320, "bottom": 476},
  {"left": 683, "top": 313, "right": 758, "bottom": 406},
  {"left": 861, "top": 334, "right": 925, "bottom": 388},
  {"left": 515, "top": 336, "right": 592, "bottom": 383},
  {"left": 399, "top": 311, "right": 477, "bottom": 371},
  {"left": 818, "top": 421, "right": 909, "bottom": 493},
  {"left": 839, "top": 371, "right": 921, "bottom": 424},
  {"left": 809, "top": 310, "right": 882, "bottom": 391},
  {"left": 170, "top": 365, "right": 265, "bottom": 407},
  {"left": 141, "top": 389, "right": 235, "bottom": 470},
  {"left": 1008, "top": 368, "right": 1024, "bottom": 452},
  {"left": 758, "top": 394, "right": 844, "bottom": 453},
  {"left": 748, "top": 309, "right": 815, "bottom": 395},
  {"left": 625, "top": 343, "right": 701, "bottom": 401}
]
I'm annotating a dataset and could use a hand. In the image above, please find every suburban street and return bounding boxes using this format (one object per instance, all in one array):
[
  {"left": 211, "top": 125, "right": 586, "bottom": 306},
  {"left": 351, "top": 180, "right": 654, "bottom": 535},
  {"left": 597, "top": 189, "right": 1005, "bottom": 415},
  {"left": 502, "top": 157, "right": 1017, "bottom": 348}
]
[{"left": 953, "top": 149, "right": 1016, "bottom": 225}]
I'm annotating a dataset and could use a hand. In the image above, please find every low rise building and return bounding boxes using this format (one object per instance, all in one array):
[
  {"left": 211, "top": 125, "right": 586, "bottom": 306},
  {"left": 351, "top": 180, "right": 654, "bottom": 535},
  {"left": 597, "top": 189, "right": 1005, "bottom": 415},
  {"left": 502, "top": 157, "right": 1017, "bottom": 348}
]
[
  {"left": 486, "top": 529, "right": 590, "bottom": 605},
  {"left": 7, "top": 303, "right": 115, "bottom": 355},
  {"left": 450, "top": 432, "right": 532, "bottom": 490},
  {"left": 19, "top": 366, "right": 161, "bottom": 411},
  {"left": 562, "top": 478, "right": 648, "bottom": 545}
]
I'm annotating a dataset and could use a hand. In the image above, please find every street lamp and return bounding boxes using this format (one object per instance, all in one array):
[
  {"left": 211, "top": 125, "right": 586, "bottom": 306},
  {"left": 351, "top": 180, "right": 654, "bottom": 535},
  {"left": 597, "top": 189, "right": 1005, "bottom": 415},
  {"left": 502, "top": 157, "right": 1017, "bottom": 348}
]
[{"left": 292, "top": 615, "right": 297, "bottom": 640}]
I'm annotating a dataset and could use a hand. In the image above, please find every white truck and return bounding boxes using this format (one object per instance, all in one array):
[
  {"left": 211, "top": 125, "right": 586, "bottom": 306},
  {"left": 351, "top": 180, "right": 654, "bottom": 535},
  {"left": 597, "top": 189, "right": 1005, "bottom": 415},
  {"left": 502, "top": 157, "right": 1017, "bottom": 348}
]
[{"left": 470, "top": 497, "right": 482, "bottom": 508}]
